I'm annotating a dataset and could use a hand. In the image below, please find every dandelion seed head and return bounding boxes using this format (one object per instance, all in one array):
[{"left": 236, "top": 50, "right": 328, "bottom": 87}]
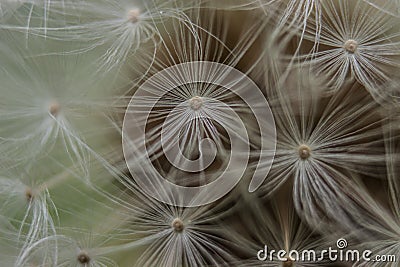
[
  {"left": 127, "top": 8, "right": 140, "bottom": 23},
  {"left": 189, "top": 96, "right": 203, "bottom": 111},
  {"left": 344, "top": 39, "right": 358, "bottom": 54},
  {"left": 298, "top": 144, "right": 311, "bottom": 160},
  {"left": 77, "top": 251, "right": 90, "bottom": 264},
  {"left": 48, "top": 100, "right": 61, "bottom": 116},
  {"left": 171, "top": 217, "right": 184, "bottom": 233}
]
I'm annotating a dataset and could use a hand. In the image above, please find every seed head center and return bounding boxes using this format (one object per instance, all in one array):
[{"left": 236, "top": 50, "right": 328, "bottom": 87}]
[
  {"left": 172, "top": 218, "right": 184, "bottom": 232},
  {"left": 77, "top": 251, "right": 90, "bottom": 264},
  {"left": 282, "top": 258, "right": 294, "bottom": 267},
  {"left": 298, "top": 144, "right": 311, "bottom": 160},
  {"left": 344, "top": 39, "right": 358, "bottom": 53},
  {"left": 49, "top": 101, "right": 60, "bottom": 116},
  {"left": 128, "top": 8, "right": 140, "bottom": 23},
  {"left": 189, "top": 96, "right": 203, "bottom": 110}
]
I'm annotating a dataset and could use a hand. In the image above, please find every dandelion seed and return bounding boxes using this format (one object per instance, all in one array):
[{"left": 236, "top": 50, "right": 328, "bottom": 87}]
[
  {"left": 299, "top": 0, "right": 400, "bottom": 103},
  {"left": 124, "top": 61, "right": 273, "bottom": 204},
  {"left": 0, "top": 43, "right": 118, "bottom": 178},
  {"left": 20, "top": 182, "right": 124, "bottom": 266},
  {"left": 35, "top": 0, "right": 194, "bottom": 72},
  {"left": 257, "top": 68, "right": 388, "bottom": 228},
  {"left": 99, "top": 182, "right": 240, "bottom": 267},
  {"left": 121, "top": 7, "right": 275, "bottom": 206},
  {"left": 20, "top": 232, "right": 119, "bottom": 267},
  {"left": 0, "top": 171, "right": 58, "bottom": 266}
]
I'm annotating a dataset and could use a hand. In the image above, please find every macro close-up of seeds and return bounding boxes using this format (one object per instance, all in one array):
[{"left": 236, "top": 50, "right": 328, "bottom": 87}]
[{"left": 1, "top": 0, "right": 400, "bottom": 266}]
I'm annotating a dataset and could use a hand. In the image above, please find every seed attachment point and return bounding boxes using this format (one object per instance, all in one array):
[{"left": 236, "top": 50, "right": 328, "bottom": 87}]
[
  {"left": 48, "top": 101, "right": 60, "bottom": 116},
  {"left": 189, "top": 96, "right": 203, "bottom": 111},
  {"left": 344, "top": 39, "right": 358, "bottom": 53},
  {"left": 128, "top": 8, "right": 140, "bottom": 23},
  {"left": 172, "top": 218, "right": 184, "bottom": 232},
  {"left": 77, "top": 251, "right": 90, "bottom": 264},
  {"left": 298, "top": 144, "right": 311, "bottom": 160},
  {"left": 282, "top": 258, "right": 294, "bottom": 267},
  {"left": 25, "top": 188, "right": 34, "bottom": 202}
]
